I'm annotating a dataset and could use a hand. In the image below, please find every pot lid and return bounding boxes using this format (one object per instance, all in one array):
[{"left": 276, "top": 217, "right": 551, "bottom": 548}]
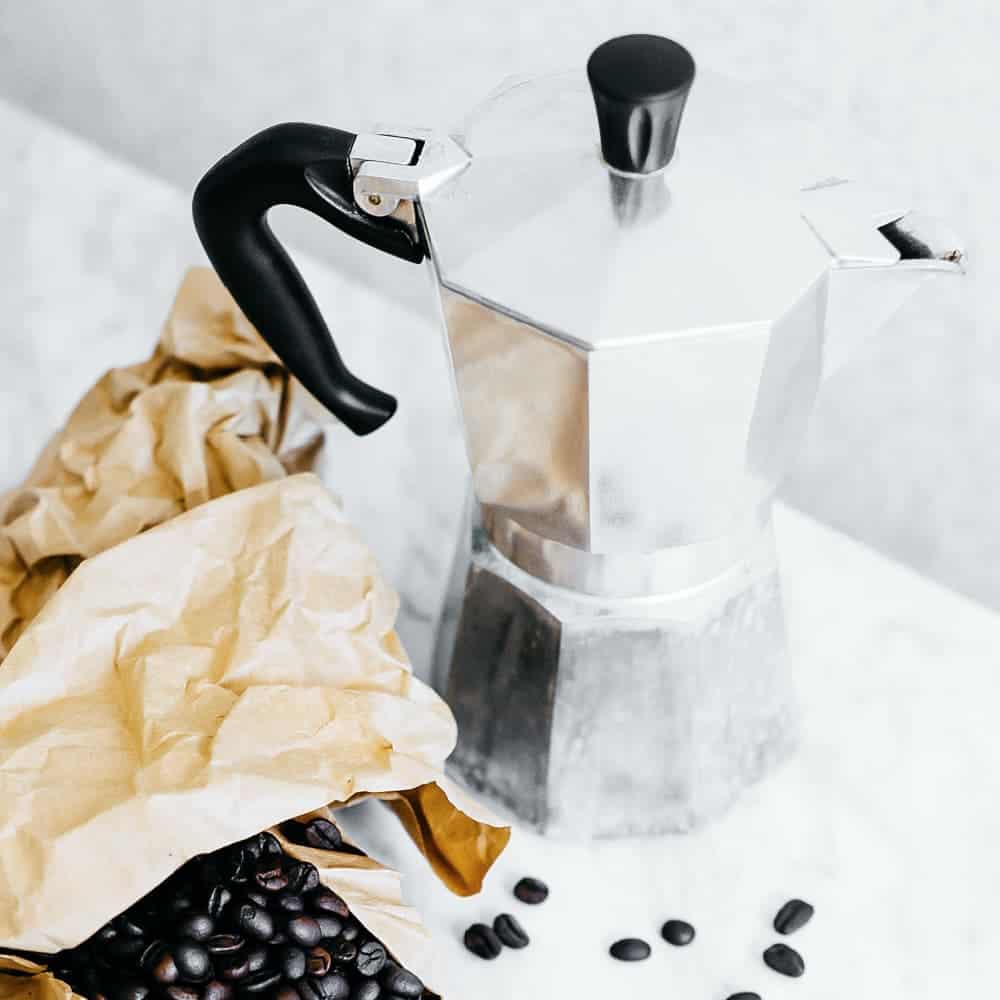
[{"left": 419, "top": 35, "right": 864, "bottom": 349}]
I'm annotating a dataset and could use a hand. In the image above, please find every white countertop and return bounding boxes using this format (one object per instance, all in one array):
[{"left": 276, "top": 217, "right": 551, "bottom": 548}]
[{"left": 2, "top": 98, "right": 997, "bottom": 998}]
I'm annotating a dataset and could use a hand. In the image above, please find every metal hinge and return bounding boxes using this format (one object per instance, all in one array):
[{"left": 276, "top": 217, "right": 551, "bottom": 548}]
[{"left": 349, "top": 129, "right": 470, "bottom": 217}]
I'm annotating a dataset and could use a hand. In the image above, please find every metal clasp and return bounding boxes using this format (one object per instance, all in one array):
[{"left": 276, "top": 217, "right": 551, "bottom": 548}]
[{"left": 349, "top": 129, "right": 470, "bottom": 217}]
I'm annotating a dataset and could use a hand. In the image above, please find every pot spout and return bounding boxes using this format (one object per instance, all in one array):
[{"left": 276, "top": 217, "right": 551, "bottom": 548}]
[{"left": 800, "top": 182, "right": 966, "bottom": 381}]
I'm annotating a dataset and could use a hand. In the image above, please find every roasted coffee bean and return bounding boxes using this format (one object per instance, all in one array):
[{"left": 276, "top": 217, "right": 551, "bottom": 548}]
[
  {"left": 107, "top": 935, "right": 147, "bottom": 963},
  {"left": 330, "top": 939, "right": 356, "bottom": 964},
  {"left": 117, "top": 917, "right": 147, "bottom": 937},
  {"left": 207, "top": 886, "right": 233, "bottom": 920},
  {"left": 310, "top": 890, "right": 349, "bottom": 918},
  {"left": 763, "top": 942, "right": 806, "bottom": 977},
  {"left": 379, "top": 962, "right": 423, "bottom": 997},
  {"left": 725, "top": 994, "right": 762, "bottom": 1000},
  {"left": 202, "top": 982, "right": 234, "bottom": 1000},
  {"left": 286, "top": 862, "right": 320, "bottom": 894},
  {"left": 302, "top": 819, "right": 343, "bottom": 852},
  {"left": 255, "top": 870, "right": 288, "bottom": 893},
  {"left": 245, "top": 892, "right": 270, "bottom": 908},
  {"left": 271, "top": 932, "right": 288, "bottom": 945},
  {"left": 306, "top": 946, "right": 332, "bottom": 976},
  {"left": 257, "top": 832, "right": 282, "bottom": 857},
  {"left": 237, "top": 969, "right": 282, "bottom": 995},
  {"left": 206, "top": 935, "right": 244, "bottom": 957},
  {"left": 277, "top": 893, "right": 305, "bottom": 914},
  {"left": 316, "top": 916, "right": 343, "bottom": 940},
  {"left": 513, "top": 877, "right": 548, "bottom": 904},
  {"left": 463, "top": 923, "right": 502, "bottom": 960},
  {"left": 115, "top": 980, "right": 150, "bottom": 1000},
  {"left": 245, "top": 946, "right": 269, "bottom": 974},
  {"left": 281, "top": 945, "right": 308, "bottom": 980},
  {"left": 218, "top": 956, "right": 251, "bottom": 982},
  {"left": 353, "top": 982, "right": 380, "bottom": 1000},
  {"left": 165, "top": 986, "right": 200, "bottom": 1000},
  {"left": 236, "top": 903, "right": 274, "bottom": 942},
  {"left": 139, "top": 940, "right": 167, "bottom": 972},
  {"left": 286, "top": 915, "right": 322, "bottom": 947},
  {"left": 275, "top": 988, "right": 299, "bottom": 1000},
  {"left": 149, "top": 950, "right": 180, "bottom": 984},
  {"left": 177, "top": 913, "right": 215, "bottom": 942},
  {"left": 338, "top": 921, "right": 359, "bottom": 943},
  {"left": 315, "top": 972, "right": 351, "bottom": 999},
  {"left": 98, "top": 925, "right": 118, "bottom": 944},
  {"left": 493, "top": 914, "right": 528, "bottom": 950},
  {"left": 660, "top": 919, "right": 695, "bottom": 946},
  {"left": 609, "top": 938, "right": 651, "bottom": 962},
  {"left": 356, "top": 939, "right": 387, "bottom": 977},
  {"left": 174, "top": 940, "right": 212, "bottom": 982},
  {"left": 773, "top": 898, "right": 814, "bottom": 935}
]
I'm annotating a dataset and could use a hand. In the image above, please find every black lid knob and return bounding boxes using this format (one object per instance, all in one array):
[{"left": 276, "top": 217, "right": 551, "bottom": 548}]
[{"left": 587, "top": 34, "right": 695, "bottom": 174}]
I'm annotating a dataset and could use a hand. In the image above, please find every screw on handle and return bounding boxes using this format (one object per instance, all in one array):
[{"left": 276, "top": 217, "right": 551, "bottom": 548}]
[
  {"left": 193, "top": 123, "right": 423, "bottom": 436},
  {"left": 587, "top": 34, "right": 696, "bottom": 175}
]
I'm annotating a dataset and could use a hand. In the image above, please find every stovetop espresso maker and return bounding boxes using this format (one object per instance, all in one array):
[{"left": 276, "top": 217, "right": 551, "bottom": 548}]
[{"left": 194, "top": 35, "right": 965, "bottom": 838}]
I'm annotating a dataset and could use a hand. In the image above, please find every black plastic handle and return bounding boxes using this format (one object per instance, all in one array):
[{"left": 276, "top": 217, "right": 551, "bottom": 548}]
[{"left": 193, "top": 123, "right": 423, "bottom": 435}]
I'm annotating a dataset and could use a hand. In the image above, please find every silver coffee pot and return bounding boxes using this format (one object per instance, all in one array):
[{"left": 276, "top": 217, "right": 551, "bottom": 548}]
[{"left": 194, "top": 35, "right": 965, "bottom": 838}]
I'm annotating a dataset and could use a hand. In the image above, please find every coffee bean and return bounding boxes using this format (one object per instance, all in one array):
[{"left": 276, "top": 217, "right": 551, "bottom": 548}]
[
  {"left": 177, "top": 913, "right": 215, "bottom": 942},
  {"left": 280, "top": 945, "right": 307, "bottom": 980},
  {"left": 609, "top": 938, "right": 651, "bottom": 962},
  {"left": 287, "top": 915, "right": 322, "bottom": 947},
  {"left": 139, "top": 941, "right": 167, "bottom": 972},
  {"left": 277, "top": 894, "right": 305, "bottom": 914},
  {"left": 296, "top": 980, "right": 323, "bottom": 1000},
  {"left": 275, "top": 988, "right": 299, "bottom": 1000},
  {"left": 763, "top": 942, "right": 806, "bottom": 977},
  {"left": 287, "top": 863, "right": 320, "bottom": 894},
  {"left": 353, "top": 982, "right": 380, "bottom": 1000},
  {"left": 115, "top": 980, "right": 150, "bottom": 1000},
  {"left": 773, "top": 898, "right": 814, "bottom": 935},
  {"left": 237, "top": 969, "right": 281, "bottom": 995},
  {"left": 165, "top": 986, "right": 200, "bottom": 1000},
  {"left": 245, "top": 892, "right": 269, "bottom": 908},
  {"left": 107, "top": 936, "right": 147, "bottom": 964},
  {"left": 245, "top": 947, "right": 269, "bottom": 974},
  {"left": 338, "top": 921, "right": 359, "bottom": 943},
  {"left": 463, "top": 923, "right": 502, "bottom": 960},
  {"left": 207, "top": 886, "right": 233, "bottom": 919},
  {"left": 150, "top": 950, "right": 180, "bottom": 984},
  {"left": 330, "top": 939, "right": 357, "bottom": 964},
  {"left": 307, "top": 947, "right": 332, "bottom": 977},
  {"left": 302, "top": 819, "right": 343, "bottom": 852},
  {"left": 316, "top": 916, "right": 343, "bottom": 940},
  {"left": 270, "top": 932, "right": 288, "bottom": 945},
  {"left": 315, "top": 972, "right": 351, "bottom": 999},
  {"left": 257, "top": 833, "right": 282, "bottom": 857},
  {"left": 513, "top": 877, "right": 548, "bottom": 904},
  {"left": 206, "top": 935, "right": 245, "bottom": 957},
  {"left": 725, "top": 994, "right": 762, "bottom": 1000},
  {"left": 356, "top": 940, "right": 386, "bottom": 977},
  {"left": 379, "top": 963, "right": 424, "bottom": 997},
  {"left": 236, "top": 903, "right": 274, "bottom": 942},
  {"left": 218, "top": 956, "right": 251, "bottom": 982},
  {"left": 117, "top": 917, "right": 147, "bottom": 938},
  {"left": 203, "top": 982, "right": 234, "bottom": 1000},
  {"left": 660, "top": 919, "right": 695, "bottom": 946},
  {"left": 310, "top": 890, "right": 349, "bottom": 918},
  {"left": 98, "top": 925, "right": 118, "bottom": 944},
  {"left": 174, "top": 940, "right": 212, "bottom": 982},
  {"left": 255, "top": 870, "right": 288, "bottom": 893},
  {"left": 492, "top": 913, "right": 528, "bottom": 949}
]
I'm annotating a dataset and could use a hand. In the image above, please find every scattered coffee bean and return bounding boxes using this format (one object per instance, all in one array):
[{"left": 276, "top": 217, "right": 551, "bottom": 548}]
[
  {"left": 726, "top": 994, "right": 762, "bottom": 1000},
  {"left": 763, "top": 942, "right": 806, "bottom": 977},
  {"left": 379, "top": 961, "right": 424, "bottom": 997},
  {"left": 492, "top": 913, "right": 529, "bottom": 949},
  {"left": 774, "top": 898, "right": 814, "bottom": 935},
  {"left": 513, "top": 877, "right": 549, "bottom": 904},
  {"left": 463, "top": 923, "right": 503, "bottom": 960},
  {"left": 609, "top": 937, "right": 651, "bottom": 962},
  {"left": 356, "top": 940, "right": 387, "bottom": 977},
  {"left": 660, "top": 919, "right": 695, "bottom": 946}
]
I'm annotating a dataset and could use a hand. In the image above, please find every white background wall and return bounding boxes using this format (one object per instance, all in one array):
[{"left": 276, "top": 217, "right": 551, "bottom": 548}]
[{"left": 1, "top": 0, "right": 998, "bottom": 608}]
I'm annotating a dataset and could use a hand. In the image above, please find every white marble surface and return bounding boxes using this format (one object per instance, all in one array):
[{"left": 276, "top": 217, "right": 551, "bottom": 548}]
[{"left": 1, "top": 98, "right": 998, "bottom": 997}]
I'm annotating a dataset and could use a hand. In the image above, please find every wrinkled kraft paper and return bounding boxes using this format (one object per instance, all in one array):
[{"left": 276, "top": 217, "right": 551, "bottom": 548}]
[{"left": 0, "top": 270, "right": 509, "bottom": 998}]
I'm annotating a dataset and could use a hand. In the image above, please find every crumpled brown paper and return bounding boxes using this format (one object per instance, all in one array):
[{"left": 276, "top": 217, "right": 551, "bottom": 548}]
[
  {"left": 0, "top": 474, "right": 508, "bottom": 989},
  {"left": 0, "top": 267, "right": 324, "bottom": 662},
  {"left": 0, "top": 269, "right": 509, "bottom": 998}
]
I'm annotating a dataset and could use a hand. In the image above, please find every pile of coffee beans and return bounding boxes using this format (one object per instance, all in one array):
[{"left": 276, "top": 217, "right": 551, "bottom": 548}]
[{"left": 47, "top": 820, "right": 437, "bottom": 1000}]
